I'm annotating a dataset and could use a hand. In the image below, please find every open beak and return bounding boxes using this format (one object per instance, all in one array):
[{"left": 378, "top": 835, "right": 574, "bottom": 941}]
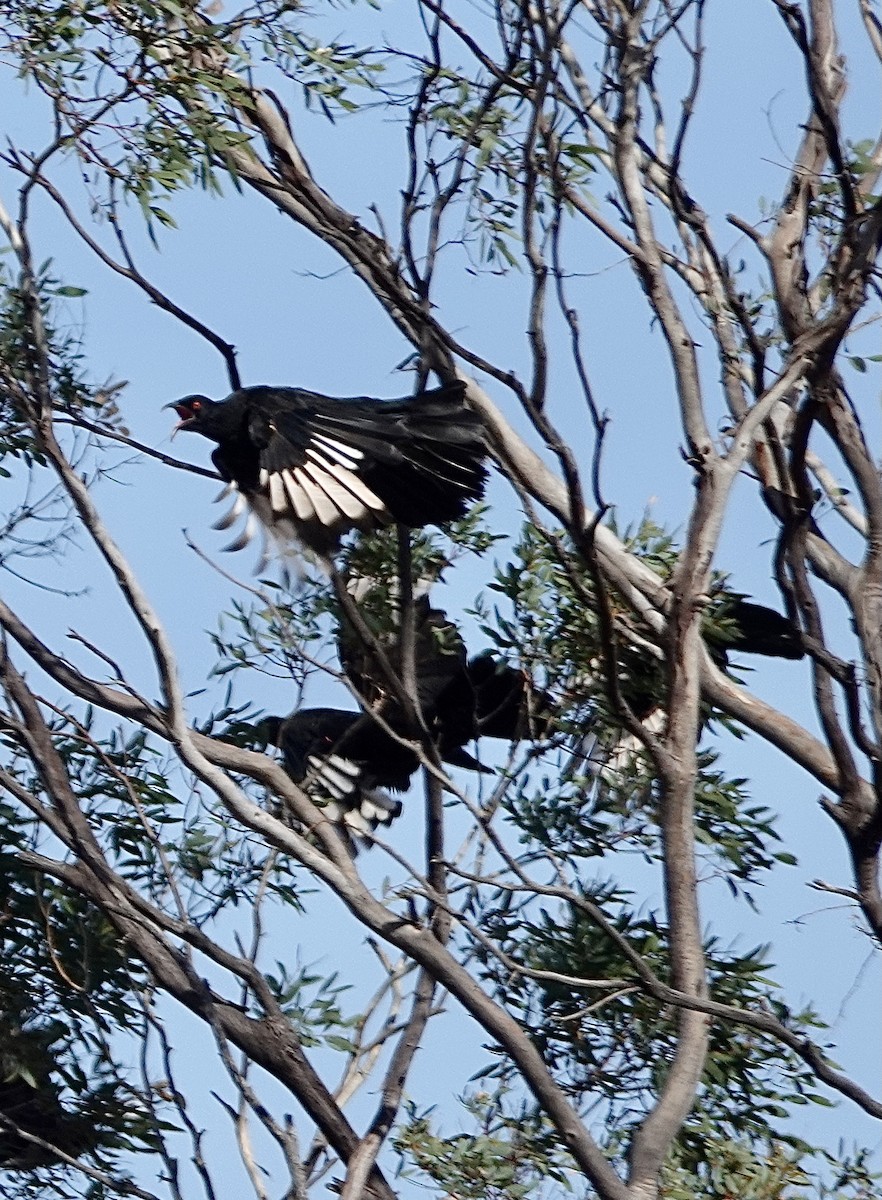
[{"left": 163, "top": 400, "right": 191, "bottom": 438}]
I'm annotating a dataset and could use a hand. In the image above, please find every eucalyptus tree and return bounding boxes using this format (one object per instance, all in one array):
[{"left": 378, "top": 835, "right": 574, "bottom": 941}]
[{"left": 0, "top": 2, "right": 879, "bottom": 1198}]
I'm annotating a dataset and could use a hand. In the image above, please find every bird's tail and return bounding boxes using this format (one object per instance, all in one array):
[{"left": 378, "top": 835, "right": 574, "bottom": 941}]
[
  {"left": 325, "top": 787, "right": 403, "bottom": 838},
  {"left": 466, "top": 651, "right": 553, "bottom": 741},
  {"left": 326, "top": 382, "right": 488, "bottom": 527}
]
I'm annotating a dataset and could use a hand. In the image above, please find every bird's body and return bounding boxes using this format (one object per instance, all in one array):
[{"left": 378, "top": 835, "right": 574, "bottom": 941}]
[
  {"left": 254, "top": 600, "right": 550, "bottom": 847},
  {"left": 169, "top": 382, "right": 487, "bottom": 554},
  {"left": 338, "top": 596, "right": 551, "bottom": 769},
  {"left": 705, "top": 597, "right": 804, "bottom": 662},
  {"left": 261, "top": 709, "right": 412, "bottom": 844},
  {"left": 0, "top": 1025, "right": 100, "bottom": 1170},
  {"left": 460, "top": 650, "right": 547, "bottom": 742}
]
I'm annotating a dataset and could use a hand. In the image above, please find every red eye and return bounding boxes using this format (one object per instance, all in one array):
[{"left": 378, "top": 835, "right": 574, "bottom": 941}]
[{"left": 190, "top": 399, "right": 203, "bottom": 413}]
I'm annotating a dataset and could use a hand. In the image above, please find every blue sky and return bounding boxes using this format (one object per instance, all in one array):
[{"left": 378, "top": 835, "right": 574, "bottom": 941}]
[{"left": 0, "top": 0, "right": 880, "bottom": 1192}]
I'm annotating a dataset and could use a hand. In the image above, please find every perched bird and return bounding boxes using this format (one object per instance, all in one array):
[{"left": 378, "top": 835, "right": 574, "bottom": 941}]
[
  {"left": 463, "top": 649, "right": 549, "bottom": 741},
  {"left": 0, "top": 1024, "right": 100, "bottom": 1170},
  {"left": 167, "top": 381, "right": 487, "bottom": 555},
  {"left": 253, "top": 602, "right": 550, "bottom": 847},
  {"left": 337, "top": 595, "right": 551, "bottom": 769},
  {"left": 703, "top": 596, "right": 804, "bottom": 663},
  {"left": 261, "top": 667, "right": 544, "bottom": 848},
  {"left": 259, "top": 708, "right": 412, "bottom": 845}
]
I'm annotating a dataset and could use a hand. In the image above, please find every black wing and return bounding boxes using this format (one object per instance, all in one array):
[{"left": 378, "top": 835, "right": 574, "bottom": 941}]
[
  {"left": 339, "top": 596, "right": 473, "bottom": 720},
  {"left": 229, "top": 383, "right": 487, "bottom": 551},
  {"left": 339, "top": 597, "right": 550, "bottom": 767},
  {"left": 274, "top": 708, "right": 415, "bottom": 838},
  {"left": 465, "top": 651, "right": 552, "bottom": 741},
  {"left": 703, "top": 596, "right": 805, "bottom": 663}
]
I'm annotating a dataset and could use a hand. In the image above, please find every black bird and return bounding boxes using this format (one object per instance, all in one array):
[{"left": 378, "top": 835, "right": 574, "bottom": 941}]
[
  {"left": 0, "top": 1024, "right": 100, "bottom": 1170},
  {"left": 704, "top": 596, "right": 804, "bottom": 663},
  {"left": 168, "top": 381, "right": 488, "bottom": 554},
  {"left": 261, "top": 678, "right": 542, "bottom": 848},
  {"left": 255, "top": 605, "right": 549, "bottom": 846},
  {"left": 337, "top": 596, "right": 551, "bottom": 768},
  {"left": 260, "top": 708, "right": 412, "bottom": 844},
  {"left": 463, "top": 649, "right": 549, "bottom": 740}
]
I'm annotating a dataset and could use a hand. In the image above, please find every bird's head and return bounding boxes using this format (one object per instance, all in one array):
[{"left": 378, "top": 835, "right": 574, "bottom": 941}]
[
  {"left": 250, "top": 715, "right": 285, "bottom": 750},
  {"left": 165, "top": 394, "right": 216, "bottom": 436}
]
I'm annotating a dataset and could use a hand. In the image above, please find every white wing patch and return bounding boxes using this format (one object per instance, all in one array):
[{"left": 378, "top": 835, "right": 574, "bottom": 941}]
[
  {"left": 307, "top": 753, "right": 361, "bottom": 802},
  {"left": 300, "top": 461, "right": 367, "bottom": 521},
  {"left": 311, "top": 433, "right": 363, "bottom": 469},
  {"left": 267, "top": 471, "right": 288, "bottom": 516},
  {"left": 327, "top": 790, "right": 401, "bottom": 834},
  {"left": 212, "top": 488, "right": 248, "bottom": 531},
  {"left": 302, "top": 751, "right": 401, "bottom": 833},
  {"left": 292, "top": 467, "right": 341, "bottom": 527},
  {"left": 305, "top": 452, "right": 385, "bottom": 512},
  {"left": 209, "top": 436, "right": 387, "bottom": 561},
  {"left": 315, "top": 796, "right": 397, "bottom": 839},
  {"left": 258, "top": 458, "right": 386, "bottom": 532},
  {"left": 282, "top": 470, "right": 315, "bottom": 523}
]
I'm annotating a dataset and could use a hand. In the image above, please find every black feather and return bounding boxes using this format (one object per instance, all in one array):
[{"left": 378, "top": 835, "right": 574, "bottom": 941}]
[
  {"left": 339, "top": 596, "right": 551, "bottom": 765},
  {"left": 168, "top": 381, "right": 488, "bottom": 553},
  {"left": 253, "top": 603, "right": 551, "bottom": 846},
  {"left": 259, "top": 708, "right": 409, "bottom": 848},
  {"left": 704, "top": 597, "right": 805, "bottom": 663}
]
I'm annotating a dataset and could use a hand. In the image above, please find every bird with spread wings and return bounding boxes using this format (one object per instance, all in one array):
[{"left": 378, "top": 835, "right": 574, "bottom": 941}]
[{"left": 168, "top": 381, "right": 488, "bottom": 557}]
